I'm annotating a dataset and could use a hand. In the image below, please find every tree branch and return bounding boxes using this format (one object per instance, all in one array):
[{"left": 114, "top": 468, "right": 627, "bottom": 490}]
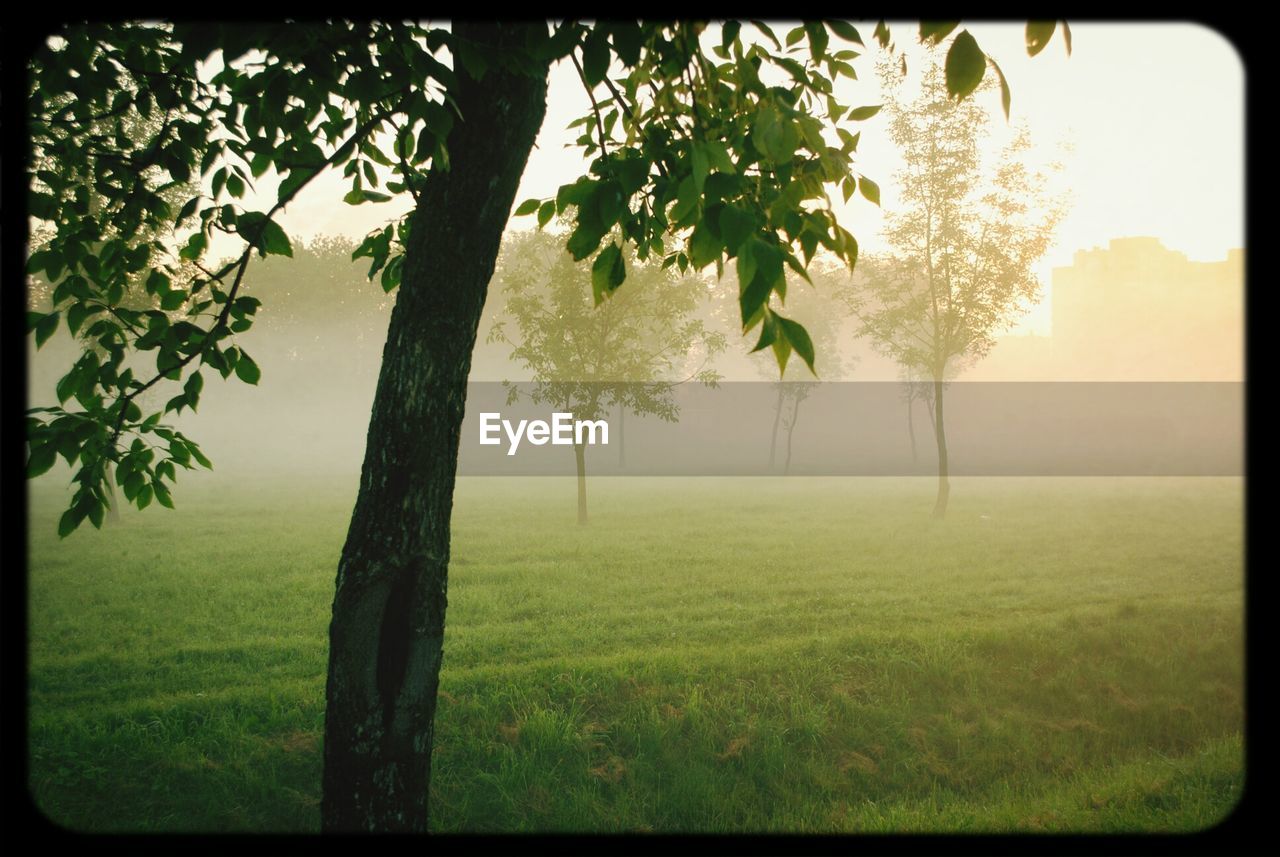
[
  {"left": 106, "top": 97, "right": 407, "bottom": 450},
  {"left": 569, "top": 52, "right": 609, "bottom": 157}
]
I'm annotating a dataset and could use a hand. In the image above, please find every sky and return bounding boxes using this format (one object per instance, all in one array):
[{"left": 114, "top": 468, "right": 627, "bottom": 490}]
[{"left": 222, "top": 22, "right": 1245, "bottom": 335}]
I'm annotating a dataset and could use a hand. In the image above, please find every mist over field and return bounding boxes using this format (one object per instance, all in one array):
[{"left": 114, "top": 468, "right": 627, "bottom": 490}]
[{"left": 25, "top": 20, "right": 1245, "bottom": 836}]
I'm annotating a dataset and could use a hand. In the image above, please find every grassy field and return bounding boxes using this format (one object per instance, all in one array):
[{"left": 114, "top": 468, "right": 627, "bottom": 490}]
[{"left": 26, "top": 474, "right": 1244, "bottom": 833}]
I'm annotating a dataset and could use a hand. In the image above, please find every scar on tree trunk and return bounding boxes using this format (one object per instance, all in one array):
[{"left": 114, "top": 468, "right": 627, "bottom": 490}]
[{"left": 319, "top": 22, "right": 551, "bottom": 833}]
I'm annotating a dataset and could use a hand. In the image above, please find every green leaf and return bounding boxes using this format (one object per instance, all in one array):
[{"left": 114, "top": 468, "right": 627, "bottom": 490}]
[
  {"left": 945, "top": 30, "right": 987, "bottom": 100},
  {"left": 423, "top": 101, "right": 455, "bottom": 140},
  {"left": 234, "top": 353, "right": 261, "bottom": 385},
  {"left": 847, "top": 104, "right": 882, "bottom": 121},
  {"left": 688, "top": 225, "right": 720, "bottom": 271},
  {"left": 380, "top": 254, "right": 404, "bottom": 293},
  {"left": 537, "top": 200, "right": 556, "bottom": 228},
  {"left": 718, "top": 205, "right": 756, "bottom": 254},
  {"left": 722, "top": 20, "right": 742, "bottom": 52},
  {"left": 751, "top": 103, "right": 799, "bottom": 165},
  {"left": 873, "top": 20, "right": 892, "bottom": 49},
  {"left": 826, "top": 20, "right": 863, "bottom": 45},
  {"left": 771, "top": 329, "right": 793, "bottom": 375},
  {"left": 669, "top": 176, "right": 699, "bottom": 225},
  {"left": 593, "top": 180, "right": 625, "bottom": 229},
  {"left": 67, "top": 303, "right": 91, "bottom": 337},
  {"left": 189, "top": 443, "right": 213, "bottom": 469},
  {"left": 590, "top": 242, "right": 625, "bottom": 304},
  {"left": 750, "top": 309, "right": 779, "bottom": 353},
  {"left": 804, "top": 21, "right": 829, "bottom": 60},
  {"left": 988, "top": 57, "right": 1012, "bottom": 120},
  {"left": 581, "top": 27, "right": 610, "bottom": 87},
  {"left": 395, "top": 127, "right": 416, "bottom": 161},
  {"left": 184, "top": 371, "right": 204, "bottom": 398},
  {"left": 690, "top": 142, "right": 709, "bottom": 193},
  {"left": 178, "top": 195, "right": 202, "bottom": 222},
  {"left": 736, "top": 239, "right": 757, "bottom": 294},
  {"left": 153, "top": 479, "right": 174, "bottom": 509},
  {"left": 160, "top": 290, "right": 186, "bottom": 311},
  {"left": 261, "top": 220, "right": 293, "bottom": 257},
  {"left": 777, "top": 315, "right": 816, "bottom": 374},
  {"left": 514, "top": 198, "right": 541, "bottom": 216},
  {"left": 87, "top": 497, "right": 105, "bottom": 529},
  {"left": 35, "top": 312, "right": 60, "bottom": 348},
  {"left": 1026, "top": 21, "right": 1056, "bottom": 57},
  {"left": 751, "top": 21, "right": 782, "bottom": 51},
  {"left": 27, "top": 443, "right": 57, "bottom": 478},
  {"left": 918, "top": 22, "right": 959, "bottom": 46},
  {"left": 609, "top": 22, "right": 643, "bottom": 65},
  {"left": 58, "top": 507, "right": 86, "bottom": 538},
  {"left": 146, "top": 269, "right": 171, "bottom": 296},
  {"left": 566, "top": 222, "right": 607, "bottom": 261},
  {"left": 739, "top": 265, "right": 775, "bottom": 328},
  {"left": 179, "top": 232, "right": 207, "bottom": 261},
  {"left": 858, "top": 175, "right": 880, "bottom": 206},
  {"left": 344, "top": 188, "right": 393, "bottom": 205}
]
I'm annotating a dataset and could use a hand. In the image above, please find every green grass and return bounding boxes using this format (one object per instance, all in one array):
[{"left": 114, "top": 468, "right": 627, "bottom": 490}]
[{"left": 27, "top": 475, "right": 1244, "bottom": 833}]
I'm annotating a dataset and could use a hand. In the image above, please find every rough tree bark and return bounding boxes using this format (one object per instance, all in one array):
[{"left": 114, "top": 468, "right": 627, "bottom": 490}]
[
  {"left": 320, "top": 23, "right": 550, "bottom": 832},
  {"left": 932, "top": 374, "right": 950, "bottom": 519}
]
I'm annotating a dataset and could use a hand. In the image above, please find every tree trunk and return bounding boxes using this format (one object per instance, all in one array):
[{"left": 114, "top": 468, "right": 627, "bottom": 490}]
[
  {"left": 768, "top": 383, "right": 783, "bottom": 470},
  {"left": 574, "top": 440, "right": 588, "bottom": 525},
  {"left": 924, "top": 388, "right": 937, "bottom": 443},
  {"left": 617, "top": 403, "right": 626, "bottom": 470},
  {"left": 784, "top": 395, "right": 801, "bottom": 475},
  {"left": 320, "top": 23, "right": 550, "bottom": 833},
  {"left": 932, "top": 375, "right": 950, "bottom": 519},
  {"left": 906, "top": 390, "right": 918, "bottom": 465}
]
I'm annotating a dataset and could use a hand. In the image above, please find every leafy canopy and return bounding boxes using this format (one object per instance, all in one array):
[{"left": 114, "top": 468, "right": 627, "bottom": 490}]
[
  {"left": 489, "top": 227, "right": 726, "bottom": 422},
  {"left": 25, "top": 20, "right": 1069, "bottom": 534}
]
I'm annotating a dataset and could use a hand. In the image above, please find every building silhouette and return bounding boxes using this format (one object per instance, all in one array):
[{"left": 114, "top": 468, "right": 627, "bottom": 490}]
[{"left": 971, "top": 237, "right": 1244, "bottom": 381}]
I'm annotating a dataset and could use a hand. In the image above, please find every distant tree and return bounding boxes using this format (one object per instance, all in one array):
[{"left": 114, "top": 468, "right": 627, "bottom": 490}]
[
  {"left": 489, "top": 227, "right": 724, "bottom": 522},
  {"left": 844, "top": 56, "right": 1066, "bottom": 517},
  {"left": 899, "top": 367, "right": 935, "bottom": 465},
  {"left": 749, "top": 267, "right": 852, "bottom": 473}
]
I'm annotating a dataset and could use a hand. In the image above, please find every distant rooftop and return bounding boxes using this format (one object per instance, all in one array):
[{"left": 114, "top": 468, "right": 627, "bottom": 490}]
[{"left": 1057, "top": 237, "right": 1244, "bottom": 270}]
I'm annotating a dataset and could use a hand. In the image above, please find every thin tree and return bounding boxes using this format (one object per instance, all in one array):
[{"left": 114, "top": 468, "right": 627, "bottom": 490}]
[
  {"left": 749, "top": 270, "right": 851, "bottom": 473},
  {"left": 489, "top": 227, "right": 724, "bottom": 522},
  {"left": 845, "top": 56, "right": 1066, "bottom": 517}
]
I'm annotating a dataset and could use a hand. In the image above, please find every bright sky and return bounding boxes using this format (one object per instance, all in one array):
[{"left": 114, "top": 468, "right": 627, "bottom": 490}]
[{"left": 248, "top": 22, "right": 1244, "bottom": 334}]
